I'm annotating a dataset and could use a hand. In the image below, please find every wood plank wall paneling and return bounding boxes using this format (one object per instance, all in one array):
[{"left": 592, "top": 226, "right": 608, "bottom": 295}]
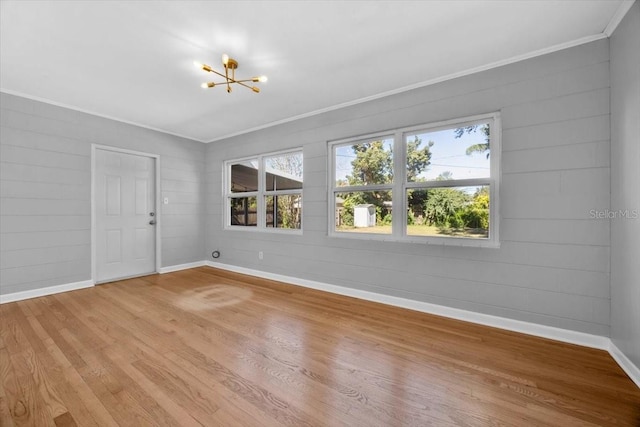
[
  {"left": 0, "top": 93, "right": 207, "bottom": 295},
  {"left": 1, "top": 267, "right": 638, "bottom": 426},
  {"left": 205, "top": 39, "right": 613, "bottom": 337},
  {"left": 610, "top": 2, "right": 640, "bottom": 373}
]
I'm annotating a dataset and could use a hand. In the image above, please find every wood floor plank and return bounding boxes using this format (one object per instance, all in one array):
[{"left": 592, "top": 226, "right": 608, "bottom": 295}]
[
  {"left": 168, "top": 347, "right": 319, "bottom": 427},
  {"left": 0, "top": 348, "right": 24, "bottom": 426},
  {"left": 101, "top": 347, "right": 205, "bottom": 427},
  {"left": 43, "top": 338, "right": 117, "bottom": 427},
  {"left": 16, "top": 313, "right": 101, "bottom": 427},
  {"left": 8, "top": 349, "right": 56, "bottom": 426},
  {"left": 1, "top": 266, "right": 639, "bottom": 426},
  {"left": 53, "top": 411, "right": 78, "bottom": 427},
  {"left": 9, "top": 306, "right": 68, "bottom": 421}
]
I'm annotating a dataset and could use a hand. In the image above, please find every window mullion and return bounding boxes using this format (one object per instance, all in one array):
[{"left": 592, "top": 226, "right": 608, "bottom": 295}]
[
  {"left": 490, "top": 114, "right": 501, "bottom": 243},
  {"left": 266, "top": 189, "right": 303, "bottom": 196},
  {"left": 257, "top": 155, "right": 265, "bottom": 229},
  {"left": 392, "top": 131, "right": 405, "bottom": 238},
  {"left": 229, "top": 192, "right": 259, "bottom": 198},
  {"left": 329, "top": 145, "right": 336, "bottom": 233},
  {"left": 333, "top": 184, "right": 394, "bottom": 192},
  {"left": 406, "top": 178, "right": 491, "bottom": 190},
  {"left": 224, "top": 161, "right": 230, "bottom": 227}
]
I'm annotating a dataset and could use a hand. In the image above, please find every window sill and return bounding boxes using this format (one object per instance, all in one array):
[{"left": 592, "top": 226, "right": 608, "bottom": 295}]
[
  {"left": 329, "top": 231, "right": 500, "bottom": 248},
  {"left": 224, "top": 225, "right": 303, "bottom": 236}
]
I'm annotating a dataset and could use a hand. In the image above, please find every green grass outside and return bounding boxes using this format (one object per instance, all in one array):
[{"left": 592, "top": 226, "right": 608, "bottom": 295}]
[{"left": 336, "top": 224, "right": 488, "bottom": 238}]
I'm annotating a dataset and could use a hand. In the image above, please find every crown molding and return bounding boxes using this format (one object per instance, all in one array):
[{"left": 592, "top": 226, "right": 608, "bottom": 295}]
[
  {"left": 0, "top": 88, "right": 207, "bottom": 143},
  {"left": 604, "top": 0, "right": 636, "bottom": 37},
  {"left": 206, "top": 33, "right": 608, "bottom": 143}
]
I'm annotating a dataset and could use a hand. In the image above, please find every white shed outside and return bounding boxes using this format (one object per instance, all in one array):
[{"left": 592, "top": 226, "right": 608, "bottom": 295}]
[{"left": 354, "top": 204, "right": 376, "bottom": 227}]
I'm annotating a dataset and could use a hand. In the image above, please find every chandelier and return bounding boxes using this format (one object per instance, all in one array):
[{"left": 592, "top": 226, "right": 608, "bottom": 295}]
[{"left": 194, "top": 54, "right": 267, "bottom": 93}]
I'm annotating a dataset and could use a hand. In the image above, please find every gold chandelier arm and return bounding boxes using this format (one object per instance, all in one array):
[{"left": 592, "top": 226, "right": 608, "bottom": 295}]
[
  {"left": 203, "top": 70, "right": 260, "bottom": 85},
  {"left": 224, "top": 65, "right": 231, "bottom": 93},
  {"left": 207, "top": 68, "right": 228, "bottom": 80},
  {"left": 204, "top": 79, "right": 257, "bottom": 88},
  {"left": 235, "top": 80, "right": 260, "bottom": 93}
]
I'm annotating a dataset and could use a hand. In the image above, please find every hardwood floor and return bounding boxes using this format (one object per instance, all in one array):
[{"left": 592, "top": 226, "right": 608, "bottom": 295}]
[{"left": 1, "top": 266, "right": 639, "bottom": 426}]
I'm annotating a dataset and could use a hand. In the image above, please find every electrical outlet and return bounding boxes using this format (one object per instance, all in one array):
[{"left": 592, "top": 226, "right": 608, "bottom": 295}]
[{"left": 258, "top": 251, "right": 263, "bottom": 260}]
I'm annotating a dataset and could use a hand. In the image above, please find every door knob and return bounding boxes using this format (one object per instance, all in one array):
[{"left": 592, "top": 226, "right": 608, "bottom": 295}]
[{"left": 149, "top": 220, "right": 157, "bottom": 225}]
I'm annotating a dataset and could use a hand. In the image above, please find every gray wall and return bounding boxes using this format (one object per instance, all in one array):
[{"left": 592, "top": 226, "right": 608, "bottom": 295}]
[
  {"left": 0, "top": 93, "right": 206, "bottom": 295},
  {"left": 206, "top": 39, "right": 612, "bottom": 336},
  {"left": 610, "top": 3, "right": 640, "bottom": 367}
]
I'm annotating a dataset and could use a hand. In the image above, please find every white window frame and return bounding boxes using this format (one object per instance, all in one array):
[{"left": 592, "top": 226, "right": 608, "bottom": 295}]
[
  {"left": 328, "top": 112, "right": 500, "bottom": 248},
  {"left": 224, "top": 148, "right": 303, "bottom": 234}
]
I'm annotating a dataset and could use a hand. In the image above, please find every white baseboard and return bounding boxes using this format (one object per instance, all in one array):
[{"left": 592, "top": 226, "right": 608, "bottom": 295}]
[
  {"left": 205, "top": 261, "right": 610, "bottom": 350},
  {"left": 0, "top": 280, "right": 94, "bottom": 304},
  {"left": 609, "top": 341, "right": 640, "bottom": 389},
  {"left": 205, "top": 261, "right": 640, "bottom": 387},
  {"left": 0, "top": 261, "right": 205, "bottom": 304},
  {"left": 158, "top": 261, "right": 206, "bottom": 274}
]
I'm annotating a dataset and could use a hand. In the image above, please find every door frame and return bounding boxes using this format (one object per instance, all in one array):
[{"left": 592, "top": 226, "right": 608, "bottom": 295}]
[{"left": 91, "top": 144, "right": 162, "bottom": 284}]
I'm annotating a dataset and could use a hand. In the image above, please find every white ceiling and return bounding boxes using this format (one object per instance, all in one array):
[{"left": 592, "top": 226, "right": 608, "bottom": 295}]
[{"left": 0, "top": 1, "right": 632, "bottom": 143}]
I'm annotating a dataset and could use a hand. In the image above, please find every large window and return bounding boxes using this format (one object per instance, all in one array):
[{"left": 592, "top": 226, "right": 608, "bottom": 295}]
[
  {"left": 226, "top": 149, "right": 303, "bottom": 231},
  {"left": 330, "top": 113, "right": 500, "bottom": 246}
]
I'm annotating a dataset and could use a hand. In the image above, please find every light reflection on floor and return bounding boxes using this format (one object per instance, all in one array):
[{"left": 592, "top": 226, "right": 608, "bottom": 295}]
[{"left": 175, "top": 284, "right": 253, "bottom": 311}]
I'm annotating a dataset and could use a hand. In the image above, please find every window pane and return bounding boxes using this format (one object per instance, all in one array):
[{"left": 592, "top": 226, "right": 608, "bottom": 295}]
[
  {"left": 264, "top": 152, "right": 303, "bottom": 191},
  {"left": 335, "top": 138, "right": 394, "bottom": 187},
  {"left": 231, "top": 160, "right": 258, "bottom": 193},
  {"left": 265, "top": 195, "right": 302, "bottom": 229},
  {"left": 406, "top": 186, "right": 489, "bottom": 238},
  {"left": 406, "top": 123, "right": 490, "bottom": 182},
  {"left": 334, "top": 191, "right": 392, "bottom": 234},
  {"left": 230, "top": 197, "right": 257, "bottom": 226}
]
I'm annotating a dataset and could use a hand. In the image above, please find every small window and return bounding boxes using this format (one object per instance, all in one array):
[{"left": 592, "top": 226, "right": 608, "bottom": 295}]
[
  {"left": 329, "top": 113, "right": 500, "bottom": 247},
  {"left": 225, "top": 150, "right": 303, "bottom": 232},
  {"left": 405, "top": 121, "right": 493, "bottom": 240},
  {"left": 333, "top": 137, "right": 394, "bottom": 234}
]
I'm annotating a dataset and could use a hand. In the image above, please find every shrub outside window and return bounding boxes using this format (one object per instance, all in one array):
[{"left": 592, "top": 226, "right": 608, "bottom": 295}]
[
  {"left": 226, "top": 149, "right": 303, "bottom": 231},
  {"left": 330, "top": 113, "right": 500, "bottom": 247}
]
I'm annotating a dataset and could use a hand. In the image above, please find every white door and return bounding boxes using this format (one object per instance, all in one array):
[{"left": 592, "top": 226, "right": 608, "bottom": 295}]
[{"left": 95, "top": 149, "right": 156, "bottom": 283}]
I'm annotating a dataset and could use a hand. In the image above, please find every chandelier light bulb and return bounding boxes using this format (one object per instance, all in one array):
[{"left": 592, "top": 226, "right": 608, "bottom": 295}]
[
  {"left": 258, "top": 75, "right": 268, "bottom": 83},
  {"left": 222, "top": 54, "right": 229, "bottom": 66},
  {"left": 193, "top": 61, "right": 203, "bottom": 69}
]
